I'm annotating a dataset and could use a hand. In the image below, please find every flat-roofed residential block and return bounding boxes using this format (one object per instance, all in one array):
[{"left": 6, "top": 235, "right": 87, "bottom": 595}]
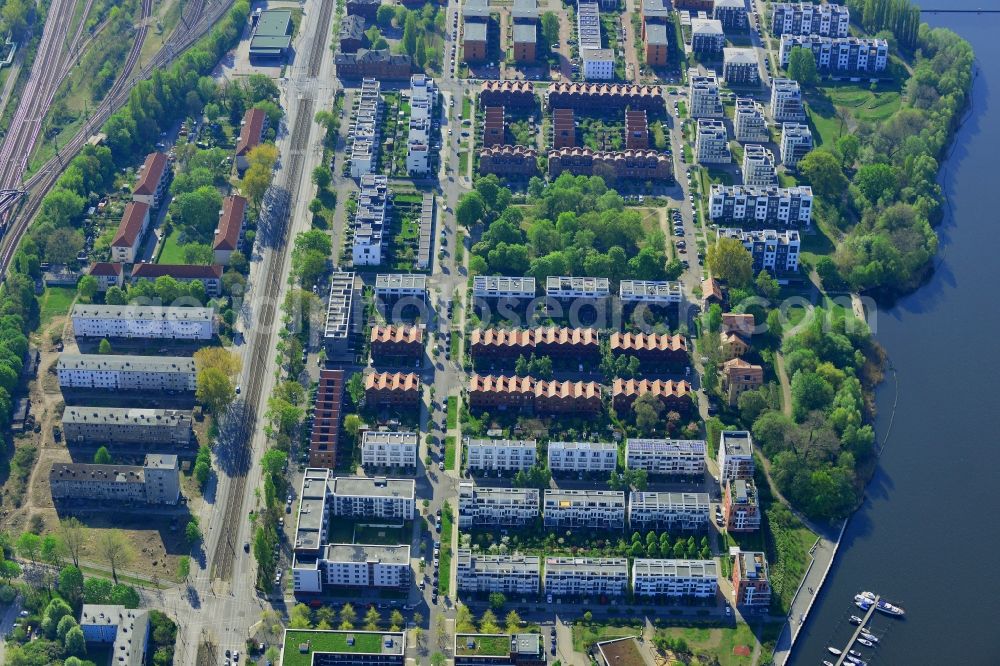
[
  {"left": 688, "top": 70, "right": 724, "bottom": 118},
  {"left": 734, "top": 98, "right": 769, "bottom": 143},
  {"left": 723, "top": 47, "right": 760, "bottom": 86},
  {"left": 407, "top": 75, "right": 439, "bottom": 176},
  {"left": 465, "top": 438, "right": 537, "bottom": 473},
  {"left": 690, "top": 18, "right": 725, "bottom": 53},
  {"left": 629, "top": 491, "right": 710, "bottom": 530},
  {"left": 742, "top": 144, "right": 777, "bottom": 187},
  {"left": 780, "top": 122, "right": 813, "bottom": 168},
  {"left": 56, "top": 354, "right": 196, "bottom": 392},
  {"left": 645, "top": 22, "right": 669, "bottom": 67},
  {"left": 771, "top": 2, "right": 850, "bottom": 38},
  {"left": 318, "top": 544, "right": 411, "bottom": 589},
  {"left": 62, "top": 407, "right": 192, "bottom": 446},
  {"left": 713, "top": 0, "right": 748, "bottom": 29},
  {"left": 547, "top": 440, "right": 618, "bottom": 473},
  {"left": 544, "top": 557, "right": 628, "bottom": 597},
  {"left": 454, "top": 633, "right": 545, "bottom": 666},
  {"left": 71, "top": 305, "right": 215, "bottom": 340},
  {"left": 717, "top": 227, "right": 800, "bottom": 273},
  {"left": 457, "top": 549, "right": 541, "bottom": 594},
  {"left": 625, "top": 438, "right": 707, "bottom": 476},
  {"left": 463, "top": 0, "right": 490, "bottom": 63},
  {"left": 361, "top": 431, "right": 418, "bottom": 469},
  {"left": 512, "top": 0, "right": 538, "bottom": 63},
  {"left": 324, "top": 272, "right": 356, "bottom": 357},
  {"left": 330, "top": 476, "right": 415, "bottom": 520},
  {"left": 770, "top": 78, "right": 805, "bottom": 122},
  {"left": 80, "top": 605, "right": 149, "bottom": 664},
  {"left": 310, "top": 369, "right": 345, "bottom": 469},
  {"left": 709, "top": 184, "right": 813, "bottom": 227},
  {"left": 543, "top": 489, "right": 626, "bottom": 529},
  {"left": 458, "top": 482, "right": 540, "bottom": 527},
  {"left": 632, "top": 558, "right": 718, "bottom": 599},
  {"left": 473, "top": 275, "right": 536, "bottom": 300},
  {"left": 349, "top": 79, "right": 384, "bottom": 178},
  {"left": 619, "top": 279, "right": 682, "bottom": 305},
  {"left": 732, "top": 549, "right": 771, "bottom": 606},
  {"left": 374, "top": 273, "right": 427, "bottom": 300},
  {"left": 779, "top": 35, "right": 888, "bottom": 73},
  {"left": 50, "top": 453, "right": 180, "bottom": 505},
  {"left": 723, "top": 477, "right": 761, "bottom": 531},
  {"left": 281, "top": 629, "right": 405, "bottom": 666},
  {"left": 545, "top": 275, "right": 610, "bottom": 299},
  {"left": 718, "top": 430, "right": 755, "bottom": 482},
  {"left": 695, "top": 118, "right": 731, "bottom": 164}
]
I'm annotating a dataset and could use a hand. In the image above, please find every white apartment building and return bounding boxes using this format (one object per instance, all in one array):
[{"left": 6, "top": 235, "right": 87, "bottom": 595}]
[
  {"left": 625, "top": 439, "right": 707, "bottom": 476},
  {"left": 718, "top": 430, "right": 755, "bottom": 482},
  {"left": 695, "top": 118, "right": 731, "bottom": 165},
  {"left": 456, "top": 550, "right": 541, "bottom": 595},
  {"left": 80, "top": 605, "right": 149, "bottom": 662},
  {"left": 56, "top": 354, "right": 196, "bottom": 392},
  {"left": 628, "top": 491, "right": 710, "bottom": 530},
  {"left": 49, "top": 454, "right": 180, "bottom": 505},
  {"left": 690, "top": 18, "right": 725, "bottom": 53},
  {"left": 709, "top": 184, "right": 813, "bottom": 227},
  {"left": 374, "top": 273, "right": 427, "bottom": 300},
  {"left": 723, "top": 48, "right": 760, "bottom": 86},
  {"left": 71, "top": 305, "right": 215, "bottom": 340},
  {"left": 779, "top": 35, "right": 888, "bottom": 74},
  {"left": 324, "top": 271, "right": 356, "bottom": 357},
  {"left": 717, "top": 227, "right": 801, "bottom": 273},
  {"left": 619, "top": 280, "right": 683, "bottom": 305},
  {"left": 543, "top": 489, "right": 626, "bottom": 529},
  {"left": 771, "top": 2, "right": 850, "bottom": 38},
  {"left": 631, "top": 559, "right": 718, "bottom": 599},
  {"left": 545, "top": 276, "right": 611, "bottom": 299},
  {"left": 741, "top": 144, "right": 777, "bottom": 187},
  {"left": 582, "top": 49, "right": 614, "bottom": 80},
  {"left": 473, "top": 276, "right": 537, "bottom": 300},
  {"left": 293, "top": 544, "right": 410, "bottom": 593},
  {"left": 349, "top": 78, "right": 383, "bottom": 178},
  {"left": 465, "top": 438, "right": 537, "bottom": 473},
  {"left": 406, "top": 74, "right": 439, "bottom": 175},
  {"left": 352, "top": 174, "right": 389, "bottom": 266},
  {"left": 780, "top": 122, "right": 813, "bottom": 168},
  {"left": 770, "top": 78, "right": 805, "bottom": 122},
  {"left": 734, "top": 98, "right": 769, "bottom": 143},
  {"left": 544, "top": 557, "right": 628, "bottom": 597},
  {"left": 547, "top": 441, "right": 618, "bottom": 473},
  {"left": 361, "top": 431, "right": 418, "bottom": 469},
  {"left": 458, "top": 483, "right": 540, "bottom": 527},
  {"left": 330, "top": 476, "right": 415, "bottom": 520},
  {"left": 62, "top": 407, "right": 192, "bottom": 446},
  {"left": 688, "top": 70, "right": 723, "bottom": 119},
  {"left": 577, "top": 2, "right": 614, "bottom": 80}
]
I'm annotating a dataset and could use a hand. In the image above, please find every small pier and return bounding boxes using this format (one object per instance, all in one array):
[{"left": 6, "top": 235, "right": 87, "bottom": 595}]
[{"left": 834, "top": 595, "right": 878, "bottom": 666}]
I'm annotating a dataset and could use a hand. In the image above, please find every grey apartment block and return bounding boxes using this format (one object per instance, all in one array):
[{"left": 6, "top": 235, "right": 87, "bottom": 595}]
[
  {"left": 324, "top": 272, "right": 356, "bottom": 357},
  {"left": 56, "top": 354, "right": 196, "bottom": 392},
  {"left": 457, "top": 549, "right": 541, "bottom": 594},
  {"left": 62, "top": 407, "right": 193, "bottom": 446},
  {"left": 49, "top": 453, "right": 180, "bottom": 505},
  {"left": 543, "top": 489, "right": 625, "bottom": 529},
  {"left": 628, "top": 491, "right": 710, "bottom": 530}
]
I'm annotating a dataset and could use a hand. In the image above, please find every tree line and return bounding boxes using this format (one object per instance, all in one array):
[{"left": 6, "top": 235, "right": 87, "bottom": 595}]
[{"left": 847, "top": 0, "right": 921, "bottom": 50}]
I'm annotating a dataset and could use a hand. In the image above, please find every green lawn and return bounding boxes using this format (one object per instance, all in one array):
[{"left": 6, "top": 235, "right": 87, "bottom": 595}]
[
  {"left": 354, "top": 525, "right": 406, "bottom": 545},
  {"left": 438, "top": 505, "right": 454, "bottom": 595},
  {"left": 677, "top": 100, "right": 687, "bottom": 118},
  {"left": 462, "top": 95, "right": 472, "bottom": 122},
  {"left": 157, "top": 226, "right": 187, "bottom": 263},
  {"left": 456, "top": 634, "right": 510, "bottom": 656},
  {"left": 444, "top": 436, "right": 457, "bottom": 471},
  {"left": 39, "top": 287, "right": 75, "bottom": 329},
  {"left": 655, "top": 622, "right": 783, "bottom": 666},
  {"left": 458, "top": 151, "right": 469, "bottom": 174},
  {"left": 446, "top": 396, "right": 458, "bottom": 429},
  {"left": 283, "top": 630, "right": 387, "bottom": 666},
  {"left": 571, "top": 624, "right": 642, "bottom": 652}
]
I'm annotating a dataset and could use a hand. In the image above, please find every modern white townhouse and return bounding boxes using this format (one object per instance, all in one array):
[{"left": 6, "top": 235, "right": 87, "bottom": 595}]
[
  {"left": 71, "top": 305, "right": 216, "bottom": 341},
  {"left": 780, "top": 123, "right": 813, "bottom": 168},
  {"left": 56, "top": 354, "right": 196, "bottom": 392},
  {"left": 688, "top": 70, "right": 723, "bottom": 119},
  {"left": 361, "top": 431, "right": 418, "bottom": 469},
  {"left": 734, "top": 98, "right": 769, "bottom": 143},
  {"left": 62, "top": 407, "right": 193, "bottom": 446},
  {"left": 742, "top": 144, "right": 778, "bottom": 188},
  {"left": 709, "top": 184, "right": 813, "bottom": 227},
  {"left": 458, "top": 483, "right": 540, "bottom": 527},
  {"left": 330, "top": 476, "right": 415, "bottom": 520},
  {"left": 547, "top": 441, "right": 618, "bottom": 473},
  {"left": 352, "top": 175, "right": 389, "bottom": 266},
  {"left": 771, "top": 2, "right": 850, "bottom": 38},
  {"left": 628, "top": 491, "right": 710, "bottom": 531},
  {"left": 631, "top": 559, "right": 719, "bottom": 599},
  {"left": 465, "top": 438, "right": 537, "bottom": 473},
  {"left": 349, "top": 78, "right": 383, "bottom": 178},
  {"left": 406, "top": 74, "right": 439, "bottom": 175},
  {"left": 49, "top": 454, "right": 180, "bottom": 505},
  {"left": 695, "top": 118, "right": 731, "bottom": 165},
  {"left": 374, "top": 273, "right": 427, "bottom": 301},
  {"left": 456, "top": 550, "right": 541, "bottom": 595},
  {"left": 718, "top": 430, "right": 755, "bottom": 482},
  {"left": 619, "top": 280, "right": 683, "bottom": 306},
  {"left": 717, "top": 228, "right": 801, "bottom": 273},
  {"left": 543, "top": 489, "right": 626, "bottom": 529},
  {"left": 544, "top": 557, "right": 628, "bottom": 598},
  {"left": 545, "top": 276, "right": 611, "bottom": 300},
  {"left": 625, "top": 439, "right": 707, "bottom": 476},
  {"left": 324, "top": 271, "right": 356, "bottom": 357},
  {"left": 473, "top": 276, "right": 537, "bottom": 300},
  {"left": 779, "top": 35, "right": 888, "bottom": 74},
  {"left": 770, "top": 78, "right": 805, "bottom": 122}
]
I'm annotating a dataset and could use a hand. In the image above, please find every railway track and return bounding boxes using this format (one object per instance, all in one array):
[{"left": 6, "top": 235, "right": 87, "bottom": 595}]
[
  {"left": 210, "top": 0, "right": 334, "bottom": 583},
  {"left": 0, "top": 0, "right": 224, "bottom": 275}
]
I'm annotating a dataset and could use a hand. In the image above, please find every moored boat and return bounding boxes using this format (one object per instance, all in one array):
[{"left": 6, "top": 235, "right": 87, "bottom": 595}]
[
  {"left": 857, "top": 590, "right": 906, "bottom": 617},
  {"left": 860, "top": 632, "right": 879, "bottom": 643},
  {"left": 827, "top": 646, "right": 843, "bottom": 656},
  {"left": 856, "top": 638, "right": 874, "bottom": 647}
]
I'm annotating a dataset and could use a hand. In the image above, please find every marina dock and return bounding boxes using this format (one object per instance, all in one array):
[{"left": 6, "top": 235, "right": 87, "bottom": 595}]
[{"left": 834, "top": 595, "right": 879, "bottom": 666}]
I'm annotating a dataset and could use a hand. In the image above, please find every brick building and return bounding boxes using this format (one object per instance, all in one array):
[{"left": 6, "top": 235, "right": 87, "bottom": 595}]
[
  {"left": 369, "top": 325, "right": 424, "bottom": 362},
  {"left": 310, "top": 369, "right": 345, "bottom": 468},
  {"left": 611, "top": 378, "right": 693, "bottom": 414},
  {"left": 364, "top": 372, "right": 421, "bottom": 407},
  {"left": 547, "top": 148, "right": 672, "bottom": 181},
  {"left": 478, "top": 145, "right": 538, "bottom": 176}
]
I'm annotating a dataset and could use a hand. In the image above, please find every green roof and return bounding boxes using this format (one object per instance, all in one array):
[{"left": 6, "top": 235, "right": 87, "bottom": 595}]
[
  {"left": 282, "top": 630, "right": 403, "bottom": 666},
  {"left": 256, "top": 9, "right": 291, "bottom": 36},
  {"left": 250, "top": 35, "right": 292, "bottom": 50},
  {"left": 456, "top": 634, "right": 511, "bottom": 656}
]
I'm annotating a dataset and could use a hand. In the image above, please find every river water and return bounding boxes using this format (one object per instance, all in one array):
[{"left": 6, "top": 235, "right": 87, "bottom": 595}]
[{"left": 790, "top": 4, "right": 1000, "bottom": 665}]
